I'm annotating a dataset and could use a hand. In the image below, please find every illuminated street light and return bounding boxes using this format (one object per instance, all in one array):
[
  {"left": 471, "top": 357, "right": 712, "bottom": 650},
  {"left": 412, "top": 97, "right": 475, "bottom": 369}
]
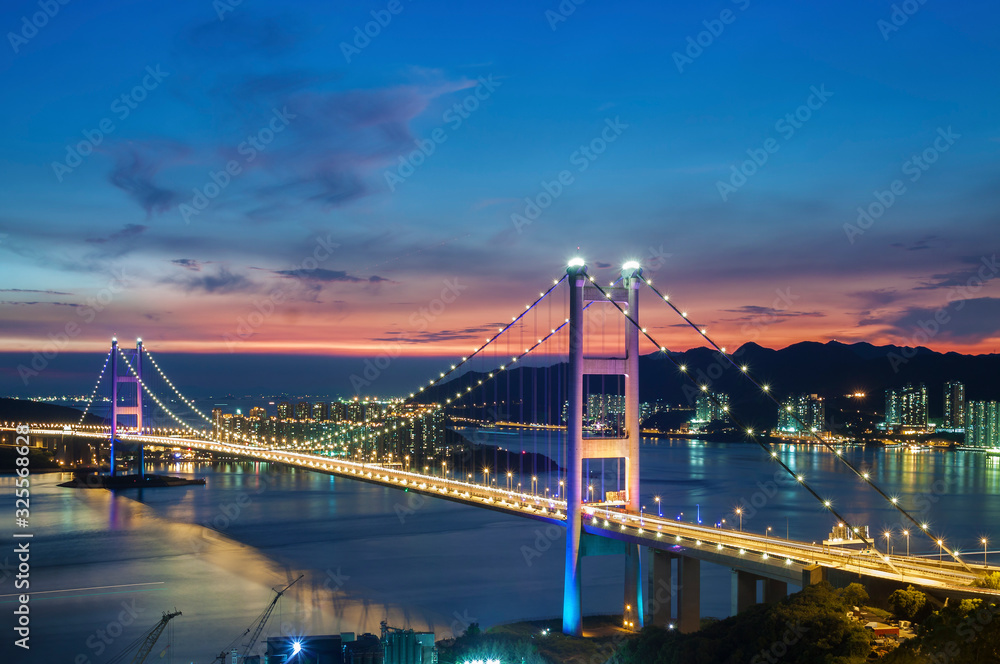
[
  {"left": 735, "top": 507, "right": 742, "bottom": 532},
  {"left": 655, "top": 496, "right": 661, "bottom": 517},
  {"left": 983, "top": 537, "right": 990, "bottom": 568}
]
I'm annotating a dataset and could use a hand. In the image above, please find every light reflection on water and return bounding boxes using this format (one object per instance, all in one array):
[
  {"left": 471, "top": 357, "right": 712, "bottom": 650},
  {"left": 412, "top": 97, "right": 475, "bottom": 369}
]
[{"left": 4, "top": 437, "right": 999, "bottom": 661}]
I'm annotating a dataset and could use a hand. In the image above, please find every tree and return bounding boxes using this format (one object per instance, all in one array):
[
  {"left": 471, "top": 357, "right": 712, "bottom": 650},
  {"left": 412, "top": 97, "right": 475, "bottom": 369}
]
[
  {"left": 463, "top": 622, "right": 481, "bottom": 638},
  {"left": 841, "top": 582, "right": 869, "bottom": 609},
  {"left": 887, "top": 585, "right": 926, "bottom": 620},
  {"left": 975, "top": 571, "right": 1000, "bottom": 590}
]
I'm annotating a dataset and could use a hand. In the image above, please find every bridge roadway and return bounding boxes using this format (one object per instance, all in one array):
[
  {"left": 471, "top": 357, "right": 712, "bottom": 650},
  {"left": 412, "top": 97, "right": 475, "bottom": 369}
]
[{"left": 24, "top": 427, "right": 1000, "bottom": 602}]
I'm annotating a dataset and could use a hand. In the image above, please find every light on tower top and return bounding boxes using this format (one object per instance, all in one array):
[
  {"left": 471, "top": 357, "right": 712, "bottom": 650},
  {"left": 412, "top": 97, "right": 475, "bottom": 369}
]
[
  {"left": 137, "top": 337, "right": 142, "bottom": 343},
  {"left": 622, "top": 260, "right": 641, "bottom": 271},
  {"left": 568, "top": 257, "right": 585, "bottom": 267},
  {"left": 112, "top": 336, "right": 118, "bottom": 342}
]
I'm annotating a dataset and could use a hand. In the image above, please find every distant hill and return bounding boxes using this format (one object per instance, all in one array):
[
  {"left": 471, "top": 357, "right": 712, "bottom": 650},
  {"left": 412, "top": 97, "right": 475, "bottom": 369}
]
[
  {"left": 418, "top": 341, "right": 1000, "bottom": 430},
  {"left": 0, "top": 398, "right": 103, "bottom": 425}
]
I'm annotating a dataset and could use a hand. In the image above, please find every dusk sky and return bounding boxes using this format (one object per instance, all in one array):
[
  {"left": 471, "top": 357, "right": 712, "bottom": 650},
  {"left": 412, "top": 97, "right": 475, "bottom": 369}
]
[{"left": 2, "top": 0, "right": 999, "bottom": 394}]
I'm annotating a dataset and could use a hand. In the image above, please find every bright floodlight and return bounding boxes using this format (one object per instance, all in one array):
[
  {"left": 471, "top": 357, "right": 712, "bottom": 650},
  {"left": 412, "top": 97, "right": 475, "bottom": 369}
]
[
  {"left": 292, "top": 641, "right": 302, "bottom": 654},
  {"left": 568, "top": 257, "right": 585, "bottom": 267},
  {"left": 622, "top": 260, "right": 641, "bottom": 270}
]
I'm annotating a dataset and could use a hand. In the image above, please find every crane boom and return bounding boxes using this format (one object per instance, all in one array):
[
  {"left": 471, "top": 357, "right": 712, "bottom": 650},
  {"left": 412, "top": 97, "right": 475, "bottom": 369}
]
[
  {"left": 241, "top": 575, "right": 303, "bottom": 660},
  {"left": 131, "top": 611, "right": 181, "bottom": 664}
]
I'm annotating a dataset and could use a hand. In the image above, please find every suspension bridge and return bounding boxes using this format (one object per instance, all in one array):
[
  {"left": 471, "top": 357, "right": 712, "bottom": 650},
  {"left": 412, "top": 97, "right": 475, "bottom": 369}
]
[{"left": 10, "top": 258, "right": 1000, "bottom": 636}]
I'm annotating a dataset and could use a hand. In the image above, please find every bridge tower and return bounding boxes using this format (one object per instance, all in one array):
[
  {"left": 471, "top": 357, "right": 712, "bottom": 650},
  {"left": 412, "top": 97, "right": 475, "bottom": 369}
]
[
  {"left": 563, "top": 259, "right": 645, "bottom": 636},
  {"left": 109, "top": 337, "right": 145, "bottom": 477}
]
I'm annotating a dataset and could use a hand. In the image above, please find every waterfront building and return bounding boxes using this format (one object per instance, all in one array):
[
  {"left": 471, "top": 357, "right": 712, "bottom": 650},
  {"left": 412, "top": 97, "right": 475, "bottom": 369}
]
[
  {"left": 777, "top": 393, "right": 826, "bottom": 433},
  {"left": 295, "top": 401, "right": 312, "bottom": 421},
  {"left": 693, "top": 392, "right": 729, "bottom": 423},
  {"left": 965, "top": 401, "right": 1000, "bottom": 448},
  {"left": 943, "top": 381, "right": 965, "bottom": 429},
  {"left": 313, "top": 401, "right": 330, "bottom": 421},
  {"left": 884, "top": 383, "right": 927, "bottom": 428},
  {"left": 277, "top": 401, "right": 293, "bottom": 420}
]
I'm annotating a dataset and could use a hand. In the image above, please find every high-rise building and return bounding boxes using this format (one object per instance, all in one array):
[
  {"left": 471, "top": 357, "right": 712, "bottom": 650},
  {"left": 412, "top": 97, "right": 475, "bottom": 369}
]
[
  {"left": 885, "top": 383, "right": 927, "bottom": 428},
  {"left": 966, "top": 401, "right": 1000, "bottom": 448},
  {"left": 331, "top": 400, "right": 348, "bottom": 421},
  {"left": 586, "top": 394, "right": 625, "bottom": 430},
  {"left": 694, "top": 392, "right": 729, "bottom": 423},
  {"left": 295, "top": 401, "right": 311, "bottom": 421},
  {"left": 277, "top": 401, "right": 293, "bottom": 420},
  {"left": 312, "top": 401, "right": 330, "bottom": 421},
  {"left": 249, "top": 406, "right": 267, "bottom": 420},
  {"left": 211, "top": 408, "right": 223, "bottom": 439},
  {"left": 943, "top": 381, "right": 965, "bottom": 429},
  {"left": 777, "top": 393, "right": 826, "bottom": 433}
]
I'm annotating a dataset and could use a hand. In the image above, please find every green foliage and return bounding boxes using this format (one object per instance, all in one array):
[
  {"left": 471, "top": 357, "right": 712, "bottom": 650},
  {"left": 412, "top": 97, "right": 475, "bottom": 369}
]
[
  {"left": 862, "top": 606, "right": 892, "bottom": 622},
  {"left": 974, "top": 571, "right": 1000, "bottom": 590},
  {"left": 887, "top": 585, "right": 926, "bottom": 621},
  {"left": 464, "top": 622, "right": 481, "bottom": 638},
  {"left": 609, "top": 582, "right": 871, "bottom": 664},
  {"left": 840, "top": 583, "right": 869, "bottom": 609},
  {"left": 883, "top": 600, "right": 1000, "bottom": 664}
]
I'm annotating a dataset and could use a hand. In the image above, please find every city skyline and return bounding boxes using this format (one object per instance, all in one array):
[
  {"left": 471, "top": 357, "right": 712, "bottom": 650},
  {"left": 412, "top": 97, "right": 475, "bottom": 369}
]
[{"left": 2, "top": 0, "right": 999, "bottom": 364}]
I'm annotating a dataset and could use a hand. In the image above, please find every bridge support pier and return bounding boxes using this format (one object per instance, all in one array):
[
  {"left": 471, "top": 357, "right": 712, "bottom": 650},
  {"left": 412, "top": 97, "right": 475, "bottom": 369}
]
[
  {"left": 764, "top": 578, "right": 787, "bottom": 604},
  {"left": 731, "top": 570, "right": 758, "bottom": 615},
  {"left": 677, "top": 556, "right": 701, "bottom": 633},
  {"left": 562, "top": 262, "right": 586, "bottom": 637},
  {"left": 624, "top": 543, "right": 646, "bottom": 630},
  {"left": 650, "top": 549, "right": 674, "bottom": 627}
]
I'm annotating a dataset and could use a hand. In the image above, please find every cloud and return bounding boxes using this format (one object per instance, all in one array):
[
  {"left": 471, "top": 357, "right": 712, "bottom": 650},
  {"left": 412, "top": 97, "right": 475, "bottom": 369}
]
[
  {"left": 171, "top": 258, "right": 203, "bottom": 271},
  {"left": 272, "top": 268, "right": 390, "bottom": 283},
  {"left": 0, "top": 288, "right": 71, "bottom": 295},
  {"left": 373, "top": 323, "right": 507, "bottom": 344},
  {"left": 890, "top": 234, "right": 945, "bottom": 251},
  {"left": 86, "top": 224, "right": 148, "bottom": 244},
  {"left": 914, "top": 254, "right": 998, "bottom": 290},
  {"left": 880, "top": 297, "right": 1000, "bottom": 343},
  {"left": 849, "top": 288, "right": 902, "bottom": 308},
  {"left": 107, "top": 142, "right": 187, "bottom": 216},
  {"left": 168, "top": 267, "right": 258, "bottom": 294},
  {"left": 0, "top": 300, "right": 79, "bottom": 307},
  {"left": 720, "top": 305, "right": 825, "bottom": 320}
]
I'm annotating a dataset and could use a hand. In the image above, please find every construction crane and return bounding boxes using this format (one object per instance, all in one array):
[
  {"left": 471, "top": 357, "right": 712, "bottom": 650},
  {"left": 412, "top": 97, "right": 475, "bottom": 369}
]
[
  {"left": 105, "top": 610, "right": 182, "bottom": 664},
  {"left": 212, "top": 574, "right": 304, "bottom": 663}
]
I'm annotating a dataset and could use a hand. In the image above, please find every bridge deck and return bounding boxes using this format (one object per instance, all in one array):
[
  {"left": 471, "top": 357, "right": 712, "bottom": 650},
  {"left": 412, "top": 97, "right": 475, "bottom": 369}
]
[{"left": 21, "top": 426, "right": 1000, "bottom": 599}]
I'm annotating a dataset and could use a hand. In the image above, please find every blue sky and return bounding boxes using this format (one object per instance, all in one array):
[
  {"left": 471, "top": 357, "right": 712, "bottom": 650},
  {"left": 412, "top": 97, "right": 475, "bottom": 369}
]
[{"left": 1, "top": 0, "right": 999, "bottom": 395}]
